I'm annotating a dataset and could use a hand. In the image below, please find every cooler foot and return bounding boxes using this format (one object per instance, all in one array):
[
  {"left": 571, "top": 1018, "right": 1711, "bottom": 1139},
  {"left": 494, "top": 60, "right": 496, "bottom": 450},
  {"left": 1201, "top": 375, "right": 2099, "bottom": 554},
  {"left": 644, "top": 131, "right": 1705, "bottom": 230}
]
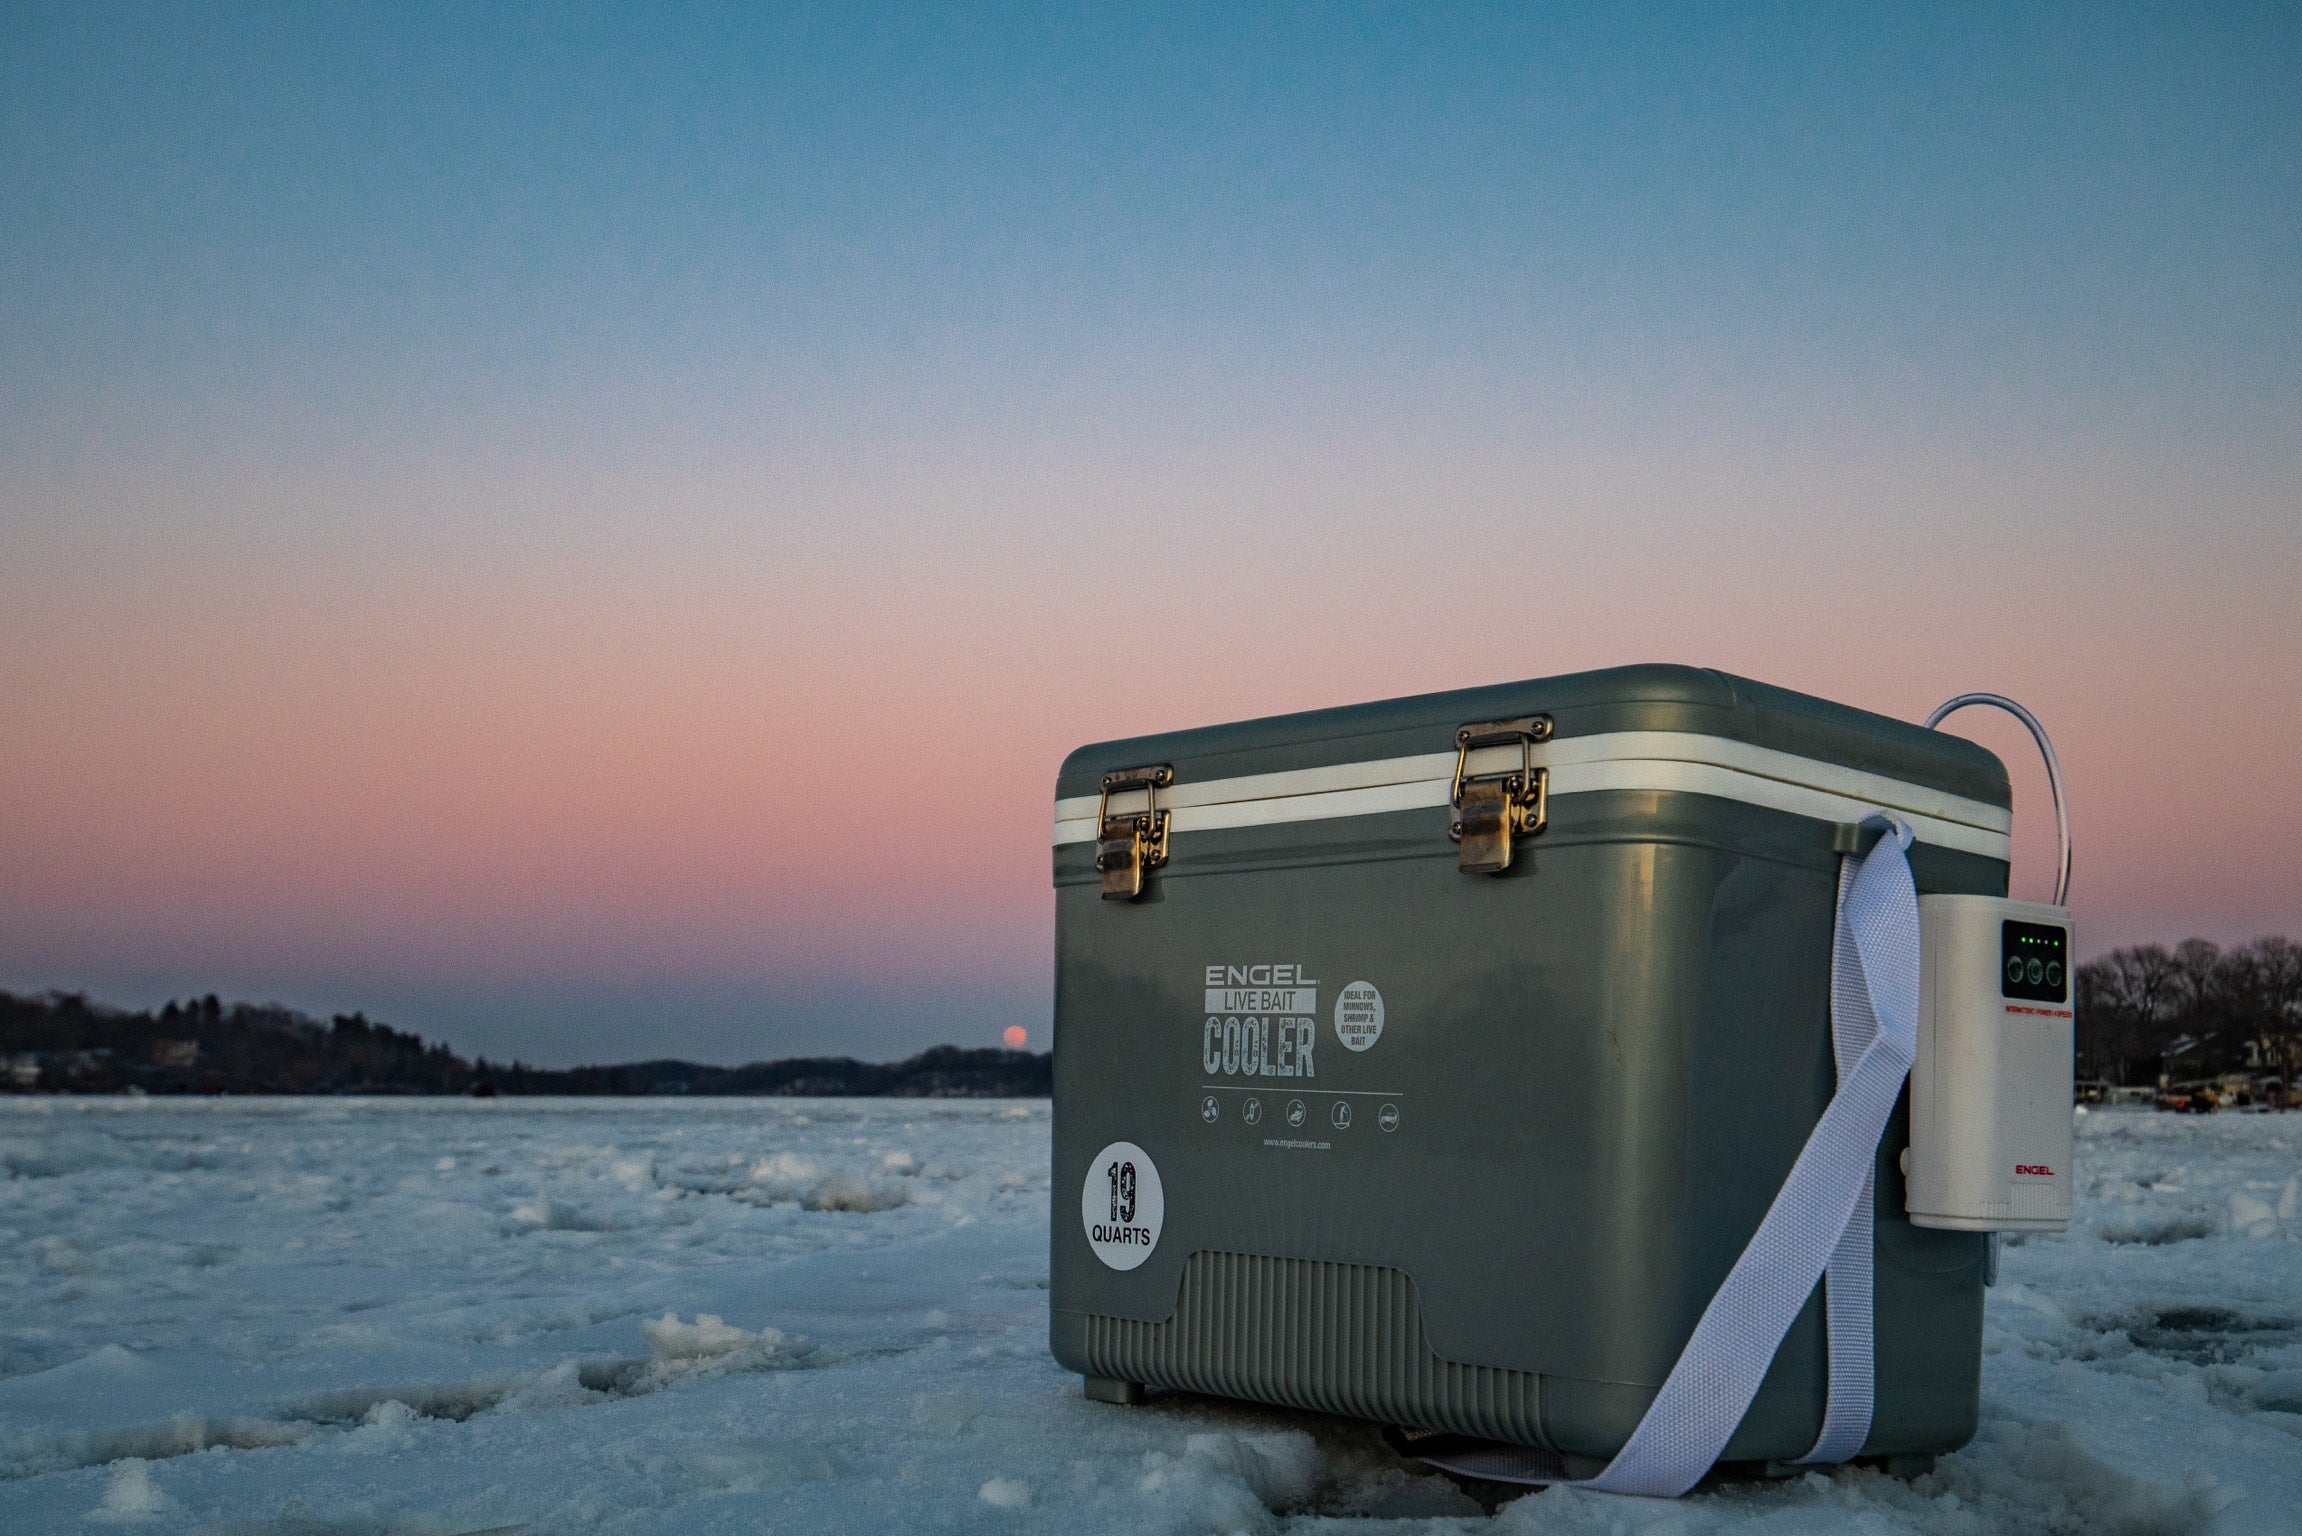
[{"left": 1083, "top": 1376, "right": 1146, "bottom": 1405}]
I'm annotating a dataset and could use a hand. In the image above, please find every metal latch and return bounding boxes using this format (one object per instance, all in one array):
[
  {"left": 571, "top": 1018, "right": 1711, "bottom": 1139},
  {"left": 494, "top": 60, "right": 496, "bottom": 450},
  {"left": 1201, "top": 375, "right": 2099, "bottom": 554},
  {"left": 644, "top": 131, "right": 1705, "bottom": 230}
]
[
  {"left": 1095, "top": 764, "right": 1174, "bottom": 900},
  {"left": 1449, "top": 716, "right": 1552, "bottom": 874}
]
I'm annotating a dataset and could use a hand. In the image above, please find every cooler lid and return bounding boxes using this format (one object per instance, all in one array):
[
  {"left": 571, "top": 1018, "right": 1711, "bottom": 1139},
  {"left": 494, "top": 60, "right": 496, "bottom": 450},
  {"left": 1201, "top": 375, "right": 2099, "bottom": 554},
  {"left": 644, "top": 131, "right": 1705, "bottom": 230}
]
[{"left": 1054, "top": 664, "right": 2012, "bottom": 864}]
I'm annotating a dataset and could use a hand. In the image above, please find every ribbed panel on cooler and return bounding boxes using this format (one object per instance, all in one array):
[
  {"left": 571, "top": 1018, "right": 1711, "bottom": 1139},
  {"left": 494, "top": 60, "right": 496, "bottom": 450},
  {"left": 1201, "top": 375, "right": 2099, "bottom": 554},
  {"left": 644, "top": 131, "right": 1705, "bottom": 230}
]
[{"left": 1081, "top": 1251, "right": 1545, "bottom": 1446}]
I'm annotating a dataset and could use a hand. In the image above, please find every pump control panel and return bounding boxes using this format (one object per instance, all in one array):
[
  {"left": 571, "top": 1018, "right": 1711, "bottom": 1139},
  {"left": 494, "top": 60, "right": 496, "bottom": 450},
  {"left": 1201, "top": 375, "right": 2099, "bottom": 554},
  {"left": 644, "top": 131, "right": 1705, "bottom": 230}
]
[
  {"left": 1907, "top": 894, "right": 2075, "bottom": 1233},
  {"left": 2000, "top": 920, "right": 2068, "bottom": 1003}
]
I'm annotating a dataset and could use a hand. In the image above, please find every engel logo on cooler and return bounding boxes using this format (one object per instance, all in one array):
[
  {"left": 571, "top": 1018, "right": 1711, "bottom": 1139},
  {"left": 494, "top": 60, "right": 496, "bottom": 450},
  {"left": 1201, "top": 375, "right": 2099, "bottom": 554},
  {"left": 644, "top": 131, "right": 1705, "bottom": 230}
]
[
  {"left": 1203, "top": 1015, "right": 1316, "bottom": 1078},
  {"left": 1200, "top": 961, "right": 1321, "bottom": 1080},
  {"left": 1203, "top": 962, "right": 1317, "bottom": 1016},
  {"left": 1081, "top": 1141, "right": 1164, "bottom": 1270},
  {"left": 2014, "top": 1164, "right": 2057, "bottom": 1177}
]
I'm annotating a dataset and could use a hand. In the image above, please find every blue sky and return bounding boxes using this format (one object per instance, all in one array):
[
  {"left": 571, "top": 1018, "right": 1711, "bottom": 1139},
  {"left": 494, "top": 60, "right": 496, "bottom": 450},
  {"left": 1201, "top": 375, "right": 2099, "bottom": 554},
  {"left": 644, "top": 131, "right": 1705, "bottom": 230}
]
[
  {"left": 4, "top": 5, "right": 2298, "bottom": 1065},
  {"left": 9, "top": 4, "right": 2293, "bottom": 446}
]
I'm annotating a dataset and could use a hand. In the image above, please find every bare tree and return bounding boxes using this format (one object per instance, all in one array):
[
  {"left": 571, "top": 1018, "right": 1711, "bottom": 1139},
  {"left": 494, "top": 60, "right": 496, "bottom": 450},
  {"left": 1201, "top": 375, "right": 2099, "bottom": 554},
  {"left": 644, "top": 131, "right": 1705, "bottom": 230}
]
[
  {"left": 2078, "top": 936, "right": 2302, "bottom": 1095},
  {"left": 2076, "top": 943, "right": 2178, "bottom": 1085},
  {"left": 2241, "top": 936, "right": 2302, "bottom": 1083},
  {"left": 2169, "top": 938, "right": 2223, "bottom": 1035}
]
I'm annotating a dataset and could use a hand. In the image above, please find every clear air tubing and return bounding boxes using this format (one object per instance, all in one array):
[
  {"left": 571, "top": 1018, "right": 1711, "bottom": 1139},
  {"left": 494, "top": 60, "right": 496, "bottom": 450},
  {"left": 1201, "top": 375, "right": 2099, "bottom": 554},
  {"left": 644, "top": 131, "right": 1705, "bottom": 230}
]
[{"left": 1923, "top": 693, "right": 2071, "bottom": 907}]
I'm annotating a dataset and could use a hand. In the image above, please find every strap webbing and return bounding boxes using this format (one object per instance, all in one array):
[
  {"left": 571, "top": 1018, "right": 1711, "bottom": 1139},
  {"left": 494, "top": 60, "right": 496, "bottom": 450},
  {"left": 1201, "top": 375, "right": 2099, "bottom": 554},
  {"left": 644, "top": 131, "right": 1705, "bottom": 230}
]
[
  {"left": 1418, "top": 816, "right": 1920, "bottom": 1497},
  {"left": 1797, "top": 854, "right": 1880, "bottom": 1464}
]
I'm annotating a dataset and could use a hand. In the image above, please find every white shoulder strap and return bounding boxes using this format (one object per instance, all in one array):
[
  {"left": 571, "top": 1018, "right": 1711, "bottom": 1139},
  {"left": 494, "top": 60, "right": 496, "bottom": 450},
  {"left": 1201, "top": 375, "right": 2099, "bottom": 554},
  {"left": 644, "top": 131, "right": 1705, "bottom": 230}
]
[
  {"left": 1420, "top": 815, "right": 1921, "bottom": 1497},
  {"left": 1796, "top": 851, "right": 1884, "bottom": 1463}
]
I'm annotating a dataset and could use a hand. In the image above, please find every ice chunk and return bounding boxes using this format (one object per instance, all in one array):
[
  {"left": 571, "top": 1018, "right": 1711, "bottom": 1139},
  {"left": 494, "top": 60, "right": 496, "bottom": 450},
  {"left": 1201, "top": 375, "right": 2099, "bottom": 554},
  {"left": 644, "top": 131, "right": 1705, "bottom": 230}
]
[
  {"left": 509, "top": 1190, "right": 616, "bottom": 1232},
  {"left": 1137, "top": 1431, "right": 1320, "bottom": 1533},
  {"left": 341, "top": 1398, "right": 424, "bottom": 1455},
  {"left": 642, "top": 1312, "right": 766, "bottom": 1360},
  {"left": 976, "top": 1476, "right": 1031, "bottom": 1508},
  {"left": 2229, "top": 1190, "right": 2283, "bottom": 1238},
  {"left": 742, "top": 1153, "right": 911, "bottom": 1213},
  {"left": 88, "top": 1460, "right": 173, "bottom": 1523},
  {"left": 804, "top": 1171, "right": 910, "bottom": 1213},
  {"left": 2093, "top": 1208, "right": 2216, "bottom": 1246}
]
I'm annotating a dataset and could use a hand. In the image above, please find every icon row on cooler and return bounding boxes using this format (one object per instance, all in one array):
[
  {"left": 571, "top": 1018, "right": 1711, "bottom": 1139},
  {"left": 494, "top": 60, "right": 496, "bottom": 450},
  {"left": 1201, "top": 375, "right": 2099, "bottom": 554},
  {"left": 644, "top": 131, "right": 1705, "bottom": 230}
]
[{"left": 1201, "top": 1094, "right": 1401, "bottom": 1133}]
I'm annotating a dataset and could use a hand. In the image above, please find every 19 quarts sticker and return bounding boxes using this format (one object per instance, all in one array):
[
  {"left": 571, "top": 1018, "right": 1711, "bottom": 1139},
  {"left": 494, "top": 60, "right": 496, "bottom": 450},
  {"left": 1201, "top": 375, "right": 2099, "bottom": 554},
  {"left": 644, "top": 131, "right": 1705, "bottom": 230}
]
[{"left": 1081, "top": 1141, "right": 1163, "bottom": 1270}]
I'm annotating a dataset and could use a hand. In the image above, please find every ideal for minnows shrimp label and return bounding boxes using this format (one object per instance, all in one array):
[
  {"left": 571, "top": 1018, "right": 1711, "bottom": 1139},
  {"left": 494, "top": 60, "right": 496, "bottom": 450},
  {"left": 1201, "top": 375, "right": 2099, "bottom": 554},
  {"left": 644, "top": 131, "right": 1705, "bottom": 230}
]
[{"left": 1333, "top": 981, "right": 1385, "bottom": 1051}]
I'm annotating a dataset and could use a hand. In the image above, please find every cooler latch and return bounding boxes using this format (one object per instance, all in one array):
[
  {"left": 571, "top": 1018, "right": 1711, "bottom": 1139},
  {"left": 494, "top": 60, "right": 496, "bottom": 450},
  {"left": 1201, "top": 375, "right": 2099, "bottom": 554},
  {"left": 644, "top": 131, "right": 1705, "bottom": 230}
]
[
  {"left": 1095, "top": 764, "right": 1174, "bottom": 900},
  {"left": 1450, "top": 716, "right": 1551, "bottom": 874}
]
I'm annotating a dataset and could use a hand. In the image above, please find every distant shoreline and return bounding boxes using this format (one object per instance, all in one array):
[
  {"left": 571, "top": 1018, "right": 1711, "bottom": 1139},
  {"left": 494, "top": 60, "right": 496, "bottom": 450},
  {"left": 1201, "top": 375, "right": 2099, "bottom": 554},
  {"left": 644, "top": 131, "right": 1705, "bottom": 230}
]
[
  {"left": 0, "top": 1092, "right": 1053, "bottom": 1103},
  {"left": 2, "top": 990, "right": 1050, "bottom": 1098}
]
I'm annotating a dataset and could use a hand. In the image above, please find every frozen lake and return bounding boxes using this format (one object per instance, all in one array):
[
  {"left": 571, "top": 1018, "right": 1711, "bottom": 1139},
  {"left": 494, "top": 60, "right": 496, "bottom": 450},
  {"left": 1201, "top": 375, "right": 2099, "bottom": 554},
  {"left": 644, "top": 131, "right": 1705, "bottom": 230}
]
[{"left": 2, "top": 1098, "right": 2297, "bottom": 1534}]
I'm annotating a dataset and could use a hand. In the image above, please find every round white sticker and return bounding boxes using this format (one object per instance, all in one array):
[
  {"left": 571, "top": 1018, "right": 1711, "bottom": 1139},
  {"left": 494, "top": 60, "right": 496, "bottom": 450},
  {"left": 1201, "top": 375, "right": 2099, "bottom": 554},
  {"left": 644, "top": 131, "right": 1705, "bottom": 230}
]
[
  {"left": 1081, "top": 1141, "right": 1164, "bottom": 1271},
  {"left": 1334, "top": 981, "right": 1385, "bottom": 1052}
]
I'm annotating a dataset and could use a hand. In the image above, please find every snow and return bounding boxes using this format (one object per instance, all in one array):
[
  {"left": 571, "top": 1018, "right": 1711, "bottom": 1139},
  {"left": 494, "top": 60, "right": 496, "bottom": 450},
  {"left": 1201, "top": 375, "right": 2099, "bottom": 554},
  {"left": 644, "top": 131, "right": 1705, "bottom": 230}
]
[{"left": 1, "top": 1098, "right": 2296, "bottom": 1534}]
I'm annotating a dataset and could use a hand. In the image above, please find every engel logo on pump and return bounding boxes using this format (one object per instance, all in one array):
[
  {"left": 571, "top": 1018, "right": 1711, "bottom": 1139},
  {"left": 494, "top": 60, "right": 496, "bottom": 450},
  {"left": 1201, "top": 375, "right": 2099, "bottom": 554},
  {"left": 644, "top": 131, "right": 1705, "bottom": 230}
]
[{"left": 1201, "top": 962, "right": 1319, "bottom": 1079}]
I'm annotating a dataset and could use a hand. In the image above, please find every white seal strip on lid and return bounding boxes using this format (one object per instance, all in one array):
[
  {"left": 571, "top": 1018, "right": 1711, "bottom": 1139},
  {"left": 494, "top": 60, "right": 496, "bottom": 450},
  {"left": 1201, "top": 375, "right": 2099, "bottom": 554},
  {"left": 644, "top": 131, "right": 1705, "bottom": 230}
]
[{"left": 1052, "top": 732, "right": 2012, "bottom": 859}]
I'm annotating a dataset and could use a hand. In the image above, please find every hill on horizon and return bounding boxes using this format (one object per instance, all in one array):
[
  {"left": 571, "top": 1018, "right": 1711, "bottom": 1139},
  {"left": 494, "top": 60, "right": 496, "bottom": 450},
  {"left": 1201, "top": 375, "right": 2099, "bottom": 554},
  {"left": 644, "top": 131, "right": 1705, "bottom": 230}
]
[{"left": 0, "top": 990, "right": 1050, "bottom": 1098}]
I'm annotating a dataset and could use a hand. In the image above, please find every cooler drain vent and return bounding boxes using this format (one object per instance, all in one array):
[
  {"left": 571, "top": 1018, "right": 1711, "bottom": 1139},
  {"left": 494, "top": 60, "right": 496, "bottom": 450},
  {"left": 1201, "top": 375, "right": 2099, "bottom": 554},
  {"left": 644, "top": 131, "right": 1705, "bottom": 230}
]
[{"left": 1081, "top": 1250, "right": 1545, "bottom": 1445}]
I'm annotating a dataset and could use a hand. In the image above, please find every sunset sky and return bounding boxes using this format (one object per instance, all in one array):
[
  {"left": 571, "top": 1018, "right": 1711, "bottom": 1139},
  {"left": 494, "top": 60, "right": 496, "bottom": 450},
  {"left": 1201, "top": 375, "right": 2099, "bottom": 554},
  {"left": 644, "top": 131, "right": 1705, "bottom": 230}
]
[{"left": 4, "top": 5, "right": 2297, "bottom": 1065}]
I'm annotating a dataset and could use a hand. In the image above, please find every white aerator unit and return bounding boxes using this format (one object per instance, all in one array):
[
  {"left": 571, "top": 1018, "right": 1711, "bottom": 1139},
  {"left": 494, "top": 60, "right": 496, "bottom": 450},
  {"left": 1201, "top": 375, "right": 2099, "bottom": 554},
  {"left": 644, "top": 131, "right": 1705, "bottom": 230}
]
[{"left": 1908, "top": 694, "right": 2075, "bottom": 1235}]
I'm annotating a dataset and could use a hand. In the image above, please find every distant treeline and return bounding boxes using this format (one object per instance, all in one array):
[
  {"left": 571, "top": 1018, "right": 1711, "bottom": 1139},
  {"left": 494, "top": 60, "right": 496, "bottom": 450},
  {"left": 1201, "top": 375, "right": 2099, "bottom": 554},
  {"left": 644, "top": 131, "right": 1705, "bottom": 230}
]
[
  {"left": 10, "top": 933, "right": 2294, "bottom": 1099},
  {"left": 2078, "top": 937, "right": 2300, "bottom": 1088},
  {"left": 0, "top": 991, "right": 1051, "bottom": 1098}
]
